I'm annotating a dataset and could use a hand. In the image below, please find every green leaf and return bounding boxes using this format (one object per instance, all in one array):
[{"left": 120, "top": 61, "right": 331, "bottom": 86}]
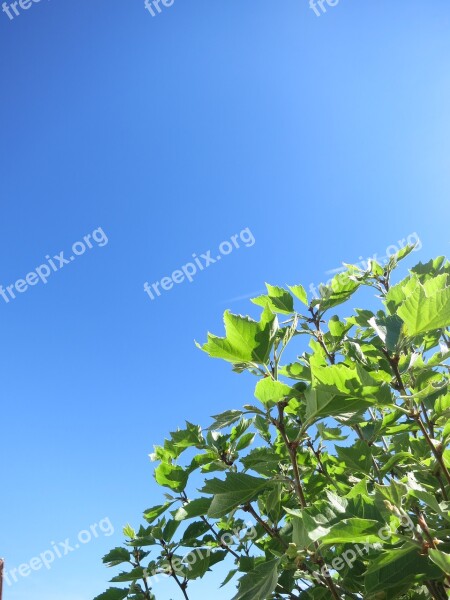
[
  {"left": 279, "top": 362, "right": 311, "bottom": 381},
  {"left": 387, "top": 243, "right": 417, "bottom": 267},
  {"left": 162, "top": 518, "right": 180, "bottom": 542},
  {"left": 173, "top": 497, "right": 213, "bottom": 521},
  {"left": 144, "top": 502, "right": 174, "bottom": 524},
  {"left": 429, "top": 549, "right": 450, "bottom": 575},
  {"left": 316, "top": 423, "right": 347, "bottom": 441},
  {"left": 185, "top": 549, "right": 227, "bottom": 579},
  {"left": 221, "top": 568, "right": 238, "bottom": 587},
  {"left": 288, "top": 284, "right": 308, "bottom": 306},
  {"left": 298, "top": 589, "right": 330, "bottom": 600},
  {"left": 254, "top": 378, "right": 298, "bottom": 407},
  {"left": 311, "top": 362, "right": 391, "bottom": 404},
  {"left": 289, "top": 510, "right": 330, "bottom": 547},
  {"left": 122, "top": 524, "right": 136, "bottom": 539},
  {"left": 235, "top": 432, "right": 256, "bottom": 451},
  {"left": 397, "top": 279, "right": 450, "bottom": 336},
  {"left": 230, "top": 418, "right": 252, "bottom": 443},
  {"left": 305, "top": 387, "right": 371, "bottom": 425},
  {"left": 154, "top": 462, "right": 188, "bottom": 492},
  {"left": 168, "top": 422, "right": 204, "bottom": 452},
  {"left": 365, "top": 546, "right": 441, "bottom": 593},
  {"left": 408, "top": 488, "right": 450, "bottom": 521},
  {"left": 241, "top": 448, "right": 281, "bottom": 476},
  {"left": 180, "top": 520, "right": 210, "bottom": 544},
  {"left": 368, "top": 314, "right": 404, "bottom": 352},
  {"left": 320, "top": 518, "right": 382, "bottom": 545},
  {"left": 208, "top": 410, "right": 243, "bottom": 430},
  {"left": 111, "top": 567, "right": 146, "bottom": 582},
  {"left": 375, "top": 481, "right": 408, "bottom": 509},
  {"left": 335, "top": 441, "right": 373, "bottom": 476},
  {"left": 198, "top": 307, "right": 277, "bottom": 364},
  {"left": 411, "top": 256, "right": 447, "bottom": 278},
  {"left": 93, "top": 588, "right": 129, "bottom": 600},
  {"left": 316, "top": 271, "right": 360, "bottom": 312},
  {"left": 252, "top": 284, "right": 295, "bottom": 314},
  {"left": 232, "top": 558, "right": 280, "bottom": 600},
  {"left": 183, "top": 550, "right": 211, "bottom": 579},
  {"left": 102, "top": 548, "right": 131, "bottom": 567},
  {"left": 328, "top": 315, "right": 351, "bottom": 339},
  {"left": 325, "top": 490, "right": 348, "bottom": 514},
  {"left": 435, "top": 392, "right": 450, "bottom": 417},
  {"left": 202, "top": 473, "right": 273, "bottom": 518}
]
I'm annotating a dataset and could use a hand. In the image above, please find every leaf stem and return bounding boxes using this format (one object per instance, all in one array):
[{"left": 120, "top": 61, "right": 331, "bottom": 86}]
[
  {"left": 275, "top": 404, "right": 307, "bottom": 508},
  {"left": 162, "top": 541, "right": 190, "bottom": 600},
  {"left": 179, "top": 493, "right": 240, "bottom": 560},
  {"left": 132, "top": 549, "right": 153, "bottom": 600},
  {"left": 354, "top": 424, "right": 384, "bottom": 484},
  {"left": 383, "top": 349, "right": 450, "bottom": 488},
  {"left": 243, "top": 503, "right": 287, "bottom": 546},
  {"left": 309, "top": 308, "right": 335, "bottom": 364}
]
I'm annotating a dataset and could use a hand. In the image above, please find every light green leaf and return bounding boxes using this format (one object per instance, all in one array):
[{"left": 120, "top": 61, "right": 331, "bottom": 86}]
[
  {"left": 325, "top": 490, "right": 348, "bottom": 514},
  {"left": 254, "top": 377, "right": 298, "bottom": 407},
  {"left": 288, "top": 284, "right": 308, "bottom": 306},
  {"left": 316, "top": 271, "right": 360, "bottom": 312},
  {"left": 328, "top": 315, "right": 351, "bottom": 339},
  {"left": 316, "top": 423, "right": 347, "bottom": 441},
  {"left": 429, "top": 549, "right": 450, "bottom": 575},
  {"left": 279, "top": 362, "right": 311, "bottom": 381},
  {"left": 320, "top": 518, "right": 382, "bottom": 545},
  {"left": 397, "top": 280, "right": 450, "bottom": 336},
  {"left": 154, "top": 462, "right": 188, "bottom": 492},
  {"left": 305, "top": 387, "right": 370, "bottom": 425},
  {"left": 122, "top": 524, "right": 136, "bottom": 539},
  {"left": 198, "top": 307, "right": 277, "bottom": 364},
  {"left": 252, "top": 284, "right": 295, "bottom": 314},
  {"left": 289, "top": 510, "right": 330, "bottom": 547},
  {"left": 311, "top": 362, "right": 391, "bottom": 404}
]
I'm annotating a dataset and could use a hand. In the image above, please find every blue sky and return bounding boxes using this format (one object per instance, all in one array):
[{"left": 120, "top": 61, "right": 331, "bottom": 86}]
[{"left": 1, "top": 0, "right": 450, "bottom": 598}]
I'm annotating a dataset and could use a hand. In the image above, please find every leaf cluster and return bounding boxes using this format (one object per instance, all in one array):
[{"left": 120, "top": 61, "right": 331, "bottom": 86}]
[{"left": 95, "top": 248, "right": 450, "bottom": 600}]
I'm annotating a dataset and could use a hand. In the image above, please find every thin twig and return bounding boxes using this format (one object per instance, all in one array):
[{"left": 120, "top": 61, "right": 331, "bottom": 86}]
[
  {"left": 275, "top": 404, "right": 307, "bottom": 507},
  {"left": 383, "top": 349, "right": 450, "bottom": 488}
]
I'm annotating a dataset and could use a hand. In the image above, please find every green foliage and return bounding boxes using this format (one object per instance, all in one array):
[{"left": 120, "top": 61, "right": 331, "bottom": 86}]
[{"left": 95, "top": 249, "right": 450, "bottom": 600}]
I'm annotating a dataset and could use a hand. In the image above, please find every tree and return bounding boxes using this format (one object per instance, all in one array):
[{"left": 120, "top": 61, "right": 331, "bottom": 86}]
[{"left": 94, "top": 248, "right": 450, "bottom": 600}]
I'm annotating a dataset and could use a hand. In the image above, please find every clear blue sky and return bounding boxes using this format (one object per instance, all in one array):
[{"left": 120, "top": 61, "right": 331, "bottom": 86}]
[{"left": 1, "top": 1, "right": 450, "bottom": 599}]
